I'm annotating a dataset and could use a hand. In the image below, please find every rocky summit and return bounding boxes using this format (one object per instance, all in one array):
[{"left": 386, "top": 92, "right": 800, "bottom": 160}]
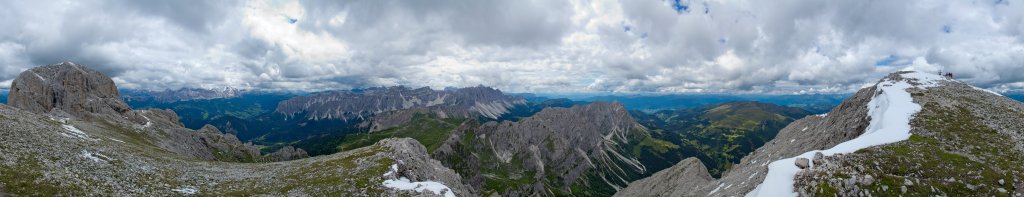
[
  {"left": 8, "top": 62, "right": 133, "bottom": 121},
  {"left": 615, "top": 71, "right": 1024, "bottom": 196}
]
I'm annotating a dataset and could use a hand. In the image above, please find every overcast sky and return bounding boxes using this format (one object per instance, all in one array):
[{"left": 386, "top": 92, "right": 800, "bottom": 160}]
[{"left": 1, "top": 0, "right": 1022, "bottom": 94}]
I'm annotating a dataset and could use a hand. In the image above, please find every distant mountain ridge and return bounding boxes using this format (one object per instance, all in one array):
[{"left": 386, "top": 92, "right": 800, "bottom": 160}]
[
  {"left": 583, "top": 94, "right": 848, "bottom": 114},
  {"left": 122, "top": 87, "right": 243, "bottom": 103},
  {"left": 275, "top": 85, "right": 526, "bottom": 121}
]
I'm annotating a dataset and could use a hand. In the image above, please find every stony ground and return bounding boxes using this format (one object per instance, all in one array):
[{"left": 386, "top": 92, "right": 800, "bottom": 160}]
[{"left": 0, "top": 104, "right": 470, "bottom": 196}]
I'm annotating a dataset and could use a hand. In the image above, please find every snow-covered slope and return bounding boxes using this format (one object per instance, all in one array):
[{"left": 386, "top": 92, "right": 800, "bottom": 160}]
[{"left": 746, "top": 71, "right": 944, "bottom": 196}]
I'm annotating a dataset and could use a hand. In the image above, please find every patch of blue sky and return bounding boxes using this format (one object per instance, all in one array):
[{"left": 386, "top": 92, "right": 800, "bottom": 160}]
[
  {"left": 874, "top": 55, "right": 910, "bottom": 66},
  {"left": 670, "top": 0, "right": 689, "bottom": 13}
]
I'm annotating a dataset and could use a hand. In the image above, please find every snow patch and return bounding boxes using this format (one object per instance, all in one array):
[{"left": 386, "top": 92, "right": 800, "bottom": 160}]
[
  {"left": 746, "top": 71, "right": 932, "bottom": 197},
  {"left": 900, "top": 71, "right": 949, "bottom": 88},
  {"left": 709, "top": 183, "right": 725, "bottom": 195},
  {"left": 972, "top": 86, "right": 1003, "bottom": 96},
  {"left": 381, "top": 164, "right": 456, "bottom": 197},
  {"left": 80, "top": 150, "right": 108, "bottom": 163},
  {"left": 172, "top": 187, "right": 198, "bottom": 195},
  {"left": 31, "top": 71, "right": 46, "bottom": 81},
  {"left": 814, "top": 113, "right": 827, "bottom": 117},
  {"left": 61, "top": 124, "right": 93, "bottom": 140}
]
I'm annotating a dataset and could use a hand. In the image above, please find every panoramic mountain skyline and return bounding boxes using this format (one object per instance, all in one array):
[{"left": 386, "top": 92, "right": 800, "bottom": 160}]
[{"left": 1, "top": 0, "right": 1022, "bottom": 94}]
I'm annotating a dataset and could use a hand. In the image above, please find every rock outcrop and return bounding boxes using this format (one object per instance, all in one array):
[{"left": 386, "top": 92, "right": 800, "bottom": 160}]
[
  {"left": 7, "top": 62, "right": 133, "bottom": 120},
  {"left": 433, "top": 101, "right": 652, "bottom": 196},
  {"left": 381, "top": 138, "right": 474, "bottom": 196},
  {"left": 613, "top": 158, "right": 714, "bottom": 197}
]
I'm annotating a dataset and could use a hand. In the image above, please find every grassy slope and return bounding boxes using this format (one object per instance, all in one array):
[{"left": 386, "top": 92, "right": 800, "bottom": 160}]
[
  {"left": 337, "top": 113, "right": 464, "bottom": 153},
  {"left": 633, "top": 101, "right": 811, "bottom": 177},
  {"left": 126, "top": 94, "right": 291, "bottom": 130}
]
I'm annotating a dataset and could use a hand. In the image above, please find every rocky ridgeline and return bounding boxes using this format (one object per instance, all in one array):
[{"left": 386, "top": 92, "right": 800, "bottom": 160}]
[
  {"left": 275, "top": 86, "right": 526, "bottom": 131},
  {"left": 433, "top": 101, "right": 652, "bottom": 195},
  {"left": 0, "top": 63, "right": 470, "bottom": 196},
  {"left": 122, "top": 87, "right": 242, "bottom": 103},
  {"left": 6, "top": 62, "right": 306, "bottom": 162},
  {"left": 615, "top": 71, "right": 1024, "bottom": 196}
]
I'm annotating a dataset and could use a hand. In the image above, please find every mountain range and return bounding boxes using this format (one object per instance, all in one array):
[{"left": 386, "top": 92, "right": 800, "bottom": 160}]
[
  {"left": 2, "top": 62, "right": 1022, "bottom": 196},
  {"left": 122, "top": 87, "right": 244, "bottom": 103}
]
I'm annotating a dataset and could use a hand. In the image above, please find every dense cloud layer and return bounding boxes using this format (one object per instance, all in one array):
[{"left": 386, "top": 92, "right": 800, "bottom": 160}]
[{"left": 1, "top": 0, "right": 1022, "bottom": 93}]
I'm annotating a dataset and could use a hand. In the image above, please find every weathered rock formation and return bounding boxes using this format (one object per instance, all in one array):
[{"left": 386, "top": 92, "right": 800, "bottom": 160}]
[
  {"left": 613, "top": 158, "right": 714, "bottom": 197},
  {"left": 7, "top": 62, "right": 133, "bottom": 120},
  {"left": 433, "top": 101, "right": 652, "bottom": 196}
]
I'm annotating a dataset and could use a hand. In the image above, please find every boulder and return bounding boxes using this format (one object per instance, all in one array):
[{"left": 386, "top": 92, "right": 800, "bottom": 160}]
[
  {"left": 795, "top": 158, "right": 810, "bottom": 169},
  {"left": 813, "top": 152, "right": 824, "bottom": 165}
]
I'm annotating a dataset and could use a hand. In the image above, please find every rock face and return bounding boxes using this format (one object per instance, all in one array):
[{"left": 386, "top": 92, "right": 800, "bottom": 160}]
[
  {"left": 433, "top": 101, "right": 653, "bottom": 196},
  {"left": 613, "top": 158, "right": 714, "bottom": 197},
  {"left": 7, "top": 62, "right": 132, "bottom": 120}
]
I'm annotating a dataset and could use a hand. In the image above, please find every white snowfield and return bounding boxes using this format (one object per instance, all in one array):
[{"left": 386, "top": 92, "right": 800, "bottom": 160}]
[
  {"left": 746, "top": 71, "right": 947, "bottom": 197},
  {"left": 381, "top": 164, "right": 456, "bottom": 197}
]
